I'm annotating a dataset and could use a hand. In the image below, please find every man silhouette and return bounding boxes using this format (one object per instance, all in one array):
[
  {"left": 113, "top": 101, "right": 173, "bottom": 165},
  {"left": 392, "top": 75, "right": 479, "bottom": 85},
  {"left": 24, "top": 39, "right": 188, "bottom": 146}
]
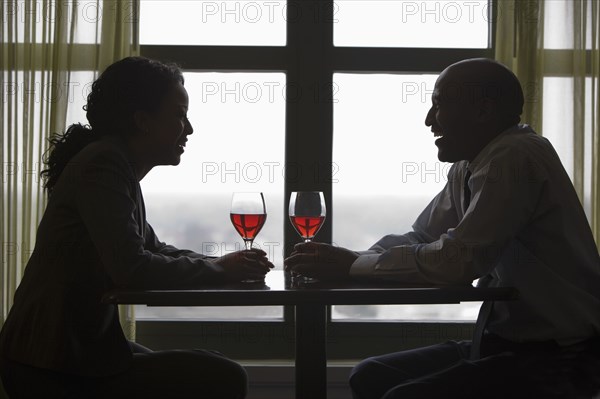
[{"left": 285, "top": 58, "right": 600, "bottom": 398}]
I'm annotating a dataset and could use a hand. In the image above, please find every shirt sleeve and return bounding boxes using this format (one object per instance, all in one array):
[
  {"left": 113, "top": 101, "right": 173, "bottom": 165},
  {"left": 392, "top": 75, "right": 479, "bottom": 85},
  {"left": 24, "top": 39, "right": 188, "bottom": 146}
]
[
  {"left": 350, "top": 150, "right": 542, "bottom": 285},
  {"left": 75, "top": 150, "right": 224, "bottom": 289},
  {"left": 350, "top": 164, "right": 461, "bottom": 282}
]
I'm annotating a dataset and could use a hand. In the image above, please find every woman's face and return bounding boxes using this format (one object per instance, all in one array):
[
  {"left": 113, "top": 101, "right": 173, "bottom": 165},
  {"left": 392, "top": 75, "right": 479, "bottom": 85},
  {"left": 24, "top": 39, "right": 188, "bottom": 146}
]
[{"left": 143, "top": 83, "right": 193, "bottom": 167}]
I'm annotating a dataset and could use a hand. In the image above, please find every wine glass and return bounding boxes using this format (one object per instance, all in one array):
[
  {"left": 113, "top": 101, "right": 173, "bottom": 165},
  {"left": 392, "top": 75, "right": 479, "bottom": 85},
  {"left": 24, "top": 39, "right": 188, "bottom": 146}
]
[
  {"left": 289, "top": 191, "right": 326, "bottom": 242},
  {"left": 288, "top": 192, "right": 326, "bottom": 283},
  {"left": 230, "top": 192, "right": 267, "bottom": 251}
]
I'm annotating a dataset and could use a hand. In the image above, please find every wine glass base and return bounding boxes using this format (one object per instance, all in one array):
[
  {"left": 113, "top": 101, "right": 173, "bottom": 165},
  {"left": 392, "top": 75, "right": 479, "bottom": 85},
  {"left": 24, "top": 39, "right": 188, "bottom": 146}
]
[
  {"left": 240, "top": 278, "right": 265, "bottom": 284},
  {"left": 290, "top": 273, "right": 320, "bottom": 284}
]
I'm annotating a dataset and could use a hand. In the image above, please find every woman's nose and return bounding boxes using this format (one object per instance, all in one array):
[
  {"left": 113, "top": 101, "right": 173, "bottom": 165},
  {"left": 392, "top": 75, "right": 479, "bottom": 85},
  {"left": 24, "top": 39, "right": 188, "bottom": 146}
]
[{"left": 185, "top": 119, "right": 194, "bottom": 135}]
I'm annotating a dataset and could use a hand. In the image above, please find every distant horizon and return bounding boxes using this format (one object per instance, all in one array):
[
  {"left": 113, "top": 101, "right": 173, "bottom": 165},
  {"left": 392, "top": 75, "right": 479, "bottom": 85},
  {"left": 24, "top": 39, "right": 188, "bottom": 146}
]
[{"left": 142, "top": 191, "right": 434, "bottom": 261}]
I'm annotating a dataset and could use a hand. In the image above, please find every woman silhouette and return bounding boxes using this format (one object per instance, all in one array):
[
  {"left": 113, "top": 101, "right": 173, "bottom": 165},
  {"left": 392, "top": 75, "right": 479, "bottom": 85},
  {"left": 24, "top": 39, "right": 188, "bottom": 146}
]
[{"left": 0, "top": 57, "right": 272, "bottom": 398}]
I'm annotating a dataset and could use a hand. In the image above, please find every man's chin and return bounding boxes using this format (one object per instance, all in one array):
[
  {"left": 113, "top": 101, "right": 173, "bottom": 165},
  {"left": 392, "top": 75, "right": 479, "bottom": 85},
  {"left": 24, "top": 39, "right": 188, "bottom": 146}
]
[{"left": 436, "top": 146, "right": 460, "bottom": 163}]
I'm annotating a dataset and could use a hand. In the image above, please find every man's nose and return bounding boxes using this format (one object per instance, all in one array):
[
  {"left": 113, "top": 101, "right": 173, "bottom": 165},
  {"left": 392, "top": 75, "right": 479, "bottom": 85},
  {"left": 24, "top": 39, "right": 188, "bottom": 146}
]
[{"left": 424, "top": 107, "right": 434, "bottom": 127}]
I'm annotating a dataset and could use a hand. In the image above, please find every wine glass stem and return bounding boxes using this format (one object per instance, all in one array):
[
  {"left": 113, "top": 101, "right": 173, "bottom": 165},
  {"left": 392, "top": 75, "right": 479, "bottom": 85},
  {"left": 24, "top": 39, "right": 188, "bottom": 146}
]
[{"left": 244, "top": 240, "right": 253, "bottom": 251}]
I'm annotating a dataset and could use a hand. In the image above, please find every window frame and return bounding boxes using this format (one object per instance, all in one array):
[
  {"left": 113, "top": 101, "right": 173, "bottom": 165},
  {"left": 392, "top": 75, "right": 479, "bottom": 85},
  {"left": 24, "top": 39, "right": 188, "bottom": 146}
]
[{"left": 133, "top": 0, "right": 498, "bottom": 359}]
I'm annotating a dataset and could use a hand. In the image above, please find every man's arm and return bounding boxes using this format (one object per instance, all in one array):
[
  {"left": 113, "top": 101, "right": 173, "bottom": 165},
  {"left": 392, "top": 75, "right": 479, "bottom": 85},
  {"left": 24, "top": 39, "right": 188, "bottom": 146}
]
[
  {"left": 351, "top": 146, "right": 542, "bottom": 285},
  {"left": 350, "top": 163, "right": 463, "bottom": 282},
  {"left": 285, "top": 164, "right": 463, "bottom": 282}
]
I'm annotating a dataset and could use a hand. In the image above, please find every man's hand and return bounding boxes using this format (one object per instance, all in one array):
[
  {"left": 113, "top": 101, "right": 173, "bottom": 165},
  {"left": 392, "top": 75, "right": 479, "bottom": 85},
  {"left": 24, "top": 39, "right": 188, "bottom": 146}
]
[
  {"left": 213, "top": 249, "right": 274, "bottom": 282},
  {"left": 284, "top": 242, "right": 359, "bottom": 281}
]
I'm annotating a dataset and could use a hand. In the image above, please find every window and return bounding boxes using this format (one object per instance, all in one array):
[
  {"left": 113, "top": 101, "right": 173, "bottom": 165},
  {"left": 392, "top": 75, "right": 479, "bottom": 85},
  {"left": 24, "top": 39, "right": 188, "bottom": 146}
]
[
  {"left": 138, "top": 72, "right": 286, "bottom": 320},
  {"left": 331, "top": 73, "right": 481, "bottom": 321},
  {"left": 542, "top": 76, "right": 594, "bottom": 222},
  {"left": 334, "top": 0, "right": 489, "bottom": 48},
  {"left": 542, "top": 0, "right": 595, "bottom": 221},
  {"left": 140, "top": 0, "right": 286, "bottom": 46},
  {"left": 134, "top": 0, "right": 494, "bottom": 357},
  {"left": 544, "top": 0, "right": 593, "bottom": 50},
  {"left": 4, "top": 1, "right": 102, "bottom": 44}
]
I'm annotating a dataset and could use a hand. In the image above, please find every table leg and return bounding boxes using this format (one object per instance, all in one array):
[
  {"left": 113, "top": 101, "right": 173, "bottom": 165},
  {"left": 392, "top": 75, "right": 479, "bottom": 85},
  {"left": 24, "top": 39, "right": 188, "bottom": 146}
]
[{"left": 295, "top": 304, "right": 327, "bottom": 399}]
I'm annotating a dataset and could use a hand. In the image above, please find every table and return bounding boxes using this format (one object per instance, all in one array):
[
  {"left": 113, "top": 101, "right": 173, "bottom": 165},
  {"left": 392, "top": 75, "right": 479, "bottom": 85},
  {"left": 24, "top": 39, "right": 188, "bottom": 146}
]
[{"left": 102, "top": 271, "right": 518, "bottom": 399}]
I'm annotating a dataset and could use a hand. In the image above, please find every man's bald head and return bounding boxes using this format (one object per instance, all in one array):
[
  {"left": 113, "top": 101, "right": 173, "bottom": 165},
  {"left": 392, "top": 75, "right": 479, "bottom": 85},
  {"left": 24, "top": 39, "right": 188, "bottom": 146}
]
[
  {"left": 438, "top": 58, "right": 524, "bottom": 127},
  {"left": 425, "top": 59, "right": 525, "bottom": 162}
]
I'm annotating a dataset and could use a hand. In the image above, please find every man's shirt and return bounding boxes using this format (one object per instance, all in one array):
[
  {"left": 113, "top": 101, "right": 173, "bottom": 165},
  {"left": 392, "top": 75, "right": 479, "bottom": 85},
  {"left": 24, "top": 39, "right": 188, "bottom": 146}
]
[{"left": 351, "top": 124, "right": 600, "bottom": 345}]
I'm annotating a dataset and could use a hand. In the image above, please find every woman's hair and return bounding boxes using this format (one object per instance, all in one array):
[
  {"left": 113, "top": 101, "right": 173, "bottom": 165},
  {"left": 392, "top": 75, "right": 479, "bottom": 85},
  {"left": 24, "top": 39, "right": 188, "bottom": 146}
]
[{"left": 41, "top": 57, "right": 184, "bottom": 194}]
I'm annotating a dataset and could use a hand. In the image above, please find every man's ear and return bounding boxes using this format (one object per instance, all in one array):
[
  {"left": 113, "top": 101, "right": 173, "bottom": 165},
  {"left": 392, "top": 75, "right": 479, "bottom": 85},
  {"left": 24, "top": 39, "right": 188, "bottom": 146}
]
[
  {"left": 477, "top": 97, "right": 495, "bottom": 123},
  {"left": 133, "top": 110, "right": 151, "bottom": 134}
]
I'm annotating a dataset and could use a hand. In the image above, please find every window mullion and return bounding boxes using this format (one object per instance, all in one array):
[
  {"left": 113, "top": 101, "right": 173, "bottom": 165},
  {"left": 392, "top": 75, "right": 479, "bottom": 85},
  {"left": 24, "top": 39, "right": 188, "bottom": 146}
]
[
  {"left": 283, "top": 0, "right": 335, "bottom": 322},
  {"left": 332, "top": 47, "right": 493, "bottom": 73},
  {"left": 284, "top": 0, "right": 334, "bottom": 253},
  {"left": 140, "top": 45, "right": 288, "bottom": 70}
]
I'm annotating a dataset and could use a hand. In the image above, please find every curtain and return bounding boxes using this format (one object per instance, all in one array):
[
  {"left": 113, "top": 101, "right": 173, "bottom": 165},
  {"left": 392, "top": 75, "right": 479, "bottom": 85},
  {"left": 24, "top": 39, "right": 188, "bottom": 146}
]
[
  {"left": 495, "top": 0, "right": 546, "bottom": 133},
  {"left": 0, "top": 0, "right": 140, "bottom": 342},
  {"left": 495, "top": 0, "right": 600, "bottom": 249}
]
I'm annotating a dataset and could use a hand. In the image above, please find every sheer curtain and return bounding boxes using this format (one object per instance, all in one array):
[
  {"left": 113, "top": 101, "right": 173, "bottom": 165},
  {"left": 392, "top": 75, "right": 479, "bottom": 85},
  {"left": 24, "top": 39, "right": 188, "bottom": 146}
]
[
  {"left": 0, "top": 0, "right": 139, "bottom": 343},
  {"left": 495, "top": 0, "right": 600, "bottom": 248}
]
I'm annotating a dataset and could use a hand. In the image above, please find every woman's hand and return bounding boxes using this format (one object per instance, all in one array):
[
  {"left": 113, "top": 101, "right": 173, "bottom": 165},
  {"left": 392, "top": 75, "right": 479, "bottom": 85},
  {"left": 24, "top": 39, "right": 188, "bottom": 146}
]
[
  {"left": 213, "top": 249, "right": 274, "bottom": 282},
  {"left": 284, "top": 242, "right": 359, "bottom": 281}
]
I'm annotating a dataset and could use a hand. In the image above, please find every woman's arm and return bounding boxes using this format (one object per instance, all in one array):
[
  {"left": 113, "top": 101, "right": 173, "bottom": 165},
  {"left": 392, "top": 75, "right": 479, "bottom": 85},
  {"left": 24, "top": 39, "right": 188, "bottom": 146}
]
[
  {"left": 74, "top": 148, "right": 265, "bottom": 288},
  {"left": 144, "top": 222, "right": 213, "bottom": 259}
]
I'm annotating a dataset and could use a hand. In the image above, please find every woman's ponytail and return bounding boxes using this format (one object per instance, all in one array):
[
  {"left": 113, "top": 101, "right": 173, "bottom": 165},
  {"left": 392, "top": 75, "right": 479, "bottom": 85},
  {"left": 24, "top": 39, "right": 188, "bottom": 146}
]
[{"left": 41, "top": 124, "right": 99, "bottom": 195}]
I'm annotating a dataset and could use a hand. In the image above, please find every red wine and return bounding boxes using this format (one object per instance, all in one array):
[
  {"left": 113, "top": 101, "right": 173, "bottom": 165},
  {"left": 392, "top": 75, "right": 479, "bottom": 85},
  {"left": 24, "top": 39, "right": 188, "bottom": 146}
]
[
  {"left": 230, "top": 213, "right": 267, "bottom": 241},
  {"left": 290, "top": 216, "right": 325, "bottom": 240}
]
